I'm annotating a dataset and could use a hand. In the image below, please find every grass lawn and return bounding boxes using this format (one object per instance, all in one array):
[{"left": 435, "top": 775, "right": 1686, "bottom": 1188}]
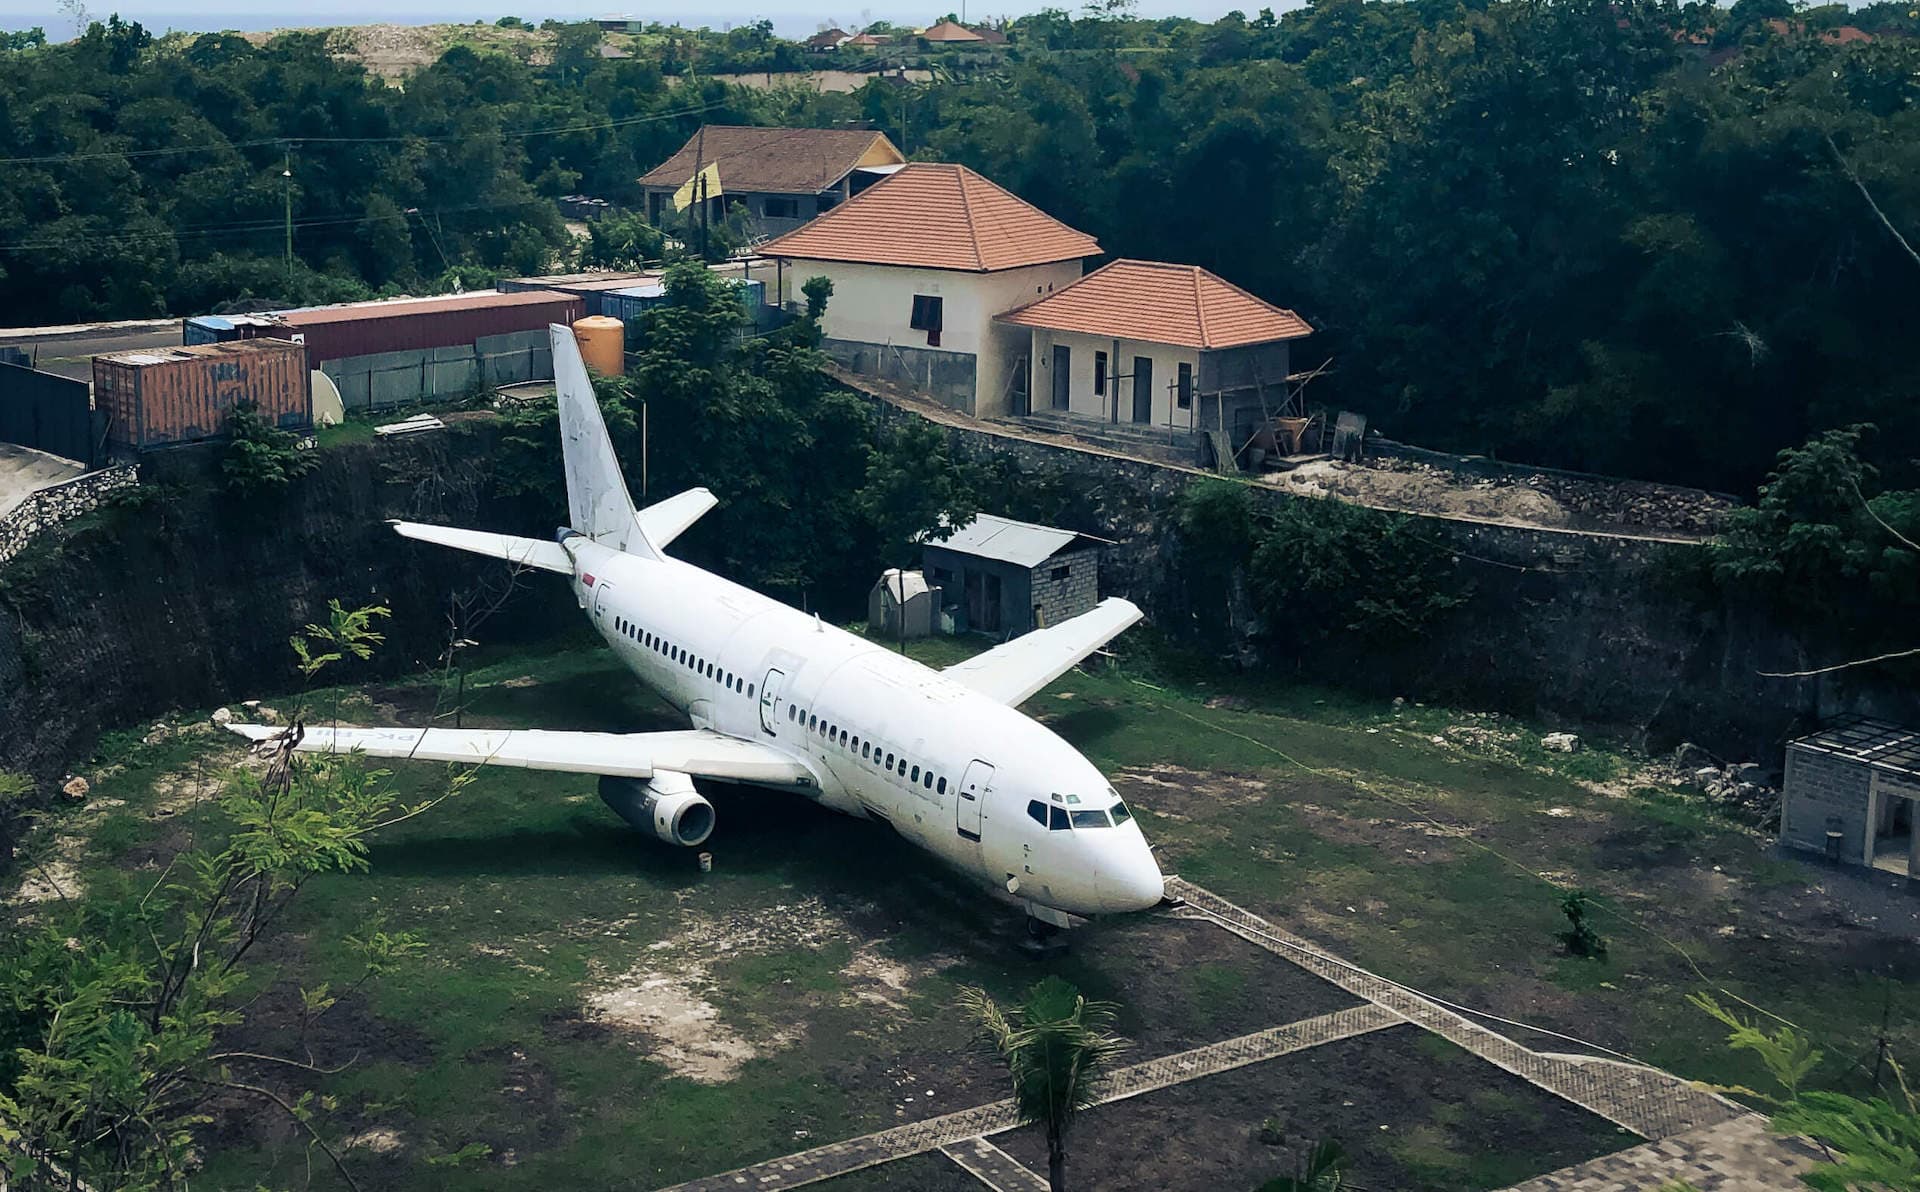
[{"left": 15, "top": 627, "right": 1916, "bottom": 1190}]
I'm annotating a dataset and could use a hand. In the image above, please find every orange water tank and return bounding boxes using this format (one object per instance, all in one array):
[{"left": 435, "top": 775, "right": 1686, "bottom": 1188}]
[{"left": 572, "top": 316, "right": 625, "bottom": 377}]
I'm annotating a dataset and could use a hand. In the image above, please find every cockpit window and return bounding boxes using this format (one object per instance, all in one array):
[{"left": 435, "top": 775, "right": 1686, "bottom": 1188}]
[
  {"left": 1110, "top": 800, "right": 1133, "bottom": 825},
  {"left": 1048, "top": 805, "right": 1071, "bottom": 831},
  {"left": 1070, "top": 809, "right": 1110, "bottom": 829},
  {"left": 1028, "top": 800, "right": 1046, "bottom": 826}
]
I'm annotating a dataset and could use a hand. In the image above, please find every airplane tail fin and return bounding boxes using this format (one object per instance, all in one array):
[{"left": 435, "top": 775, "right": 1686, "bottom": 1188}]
[{"left": 552, "top": 323, "right": 659, "bottom": 559}]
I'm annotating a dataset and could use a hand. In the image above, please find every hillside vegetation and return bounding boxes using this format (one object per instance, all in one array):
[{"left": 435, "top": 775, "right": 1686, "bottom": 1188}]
[{"left": 2, "top": 3, "right": 1917, "bottom": 492}]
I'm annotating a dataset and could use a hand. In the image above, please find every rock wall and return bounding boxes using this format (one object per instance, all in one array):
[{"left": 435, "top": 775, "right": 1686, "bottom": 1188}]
[
  {"left": 0, "top": 465, "right": 138, "bottom": 566},
  {"left": 0, "top": 423, "right": 571, "bottom": 792},
  {"left": 878, "top": 397, "right": 1918, "bottom": 758}
]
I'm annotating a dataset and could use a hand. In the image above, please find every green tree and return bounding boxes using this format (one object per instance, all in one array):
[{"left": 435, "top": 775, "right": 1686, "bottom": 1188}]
[
  {"left": 222, "top": 400, "right": 319, "bottom": 497},
  {"left": 959, "top": 977, "right": 1128, "bottom": 1192},
  {"left": 0, "top": 604, "right": 468, "bottom": 1190}
]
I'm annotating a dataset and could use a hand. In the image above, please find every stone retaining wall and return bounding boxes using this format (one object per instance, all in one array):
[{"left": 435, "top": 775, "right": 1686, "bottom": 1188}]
[{"left": 0, "top": 465, "right": 137, "bottom": 566}]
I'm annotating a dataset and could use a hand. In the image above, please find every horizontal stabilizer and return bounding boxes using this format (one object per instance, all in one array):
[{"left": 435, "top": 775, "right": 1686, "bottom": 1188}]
[
  {"left": 636, "top": 487, "right": 718, "bottom": 550},
  {"left": 225, "top": 723, "right": 814, "bottom": 788},
  {"left": 942, "top": 597, "right": 1144, "bottom": 706},
  {"left": 389, "top": 521, "right": 572, "bottom": 574}
]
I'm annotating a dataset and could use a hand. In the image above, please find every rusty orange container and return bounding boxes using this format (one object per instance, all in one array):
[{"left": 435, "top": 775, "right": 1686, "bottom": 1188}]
[{"left": 93, "top": 338, "right": 311, "bottom": 450}]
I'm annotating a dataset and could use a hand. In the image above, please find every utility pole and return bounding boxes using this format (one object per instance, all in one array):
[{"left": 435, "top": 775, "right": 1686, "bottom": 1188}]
[
  {"left": 281, "top": 146, "right": 294, "bottom": 285},
  {"left": 694, "top": 124, "right": 709, "bottom": 262}
]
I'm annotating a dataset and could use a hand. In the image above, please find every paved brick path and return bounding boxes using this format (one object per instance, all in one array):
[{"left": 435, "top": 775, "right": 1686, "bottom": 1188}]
[
  {"left": 939, "top": 1137, "right": 1049, "bottom": 1192},
  {"left": 1500, "top": 1114, "right": 1825, "bottom": 1190},
  {"left": 654, "top": 1003, "right": 1400, "bottom": 1191},
  {"left": 1164, "top": 877, "right": 1748, "bottom": 1141}
]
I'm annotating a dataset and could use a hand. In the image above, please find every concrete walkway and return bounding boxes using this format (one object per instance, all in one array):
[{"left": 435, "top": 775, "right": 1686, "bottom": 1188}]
[
  {"left": 653, "top": 1003, "right": 1401, "bottom": 1191},
  {"left": 939, "top": 1137, "right": 1049, "bottom": 1192},
  {"left": 1164, "top": 877, "right": 1749, "bottom": 1142},
  {"left": 1500, "top": 1114, "right": 1824, "bottom": 1190},
  {"left": 0, "top": 443, "right": 85, "bottom": 520}
]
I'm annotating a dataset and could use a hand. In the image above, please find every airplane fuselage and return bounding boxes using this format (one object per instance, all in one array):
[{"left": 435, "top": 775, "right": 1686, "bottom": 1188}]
[{"left": 566, "top": 536, "right": 1165, "bottom": 921}]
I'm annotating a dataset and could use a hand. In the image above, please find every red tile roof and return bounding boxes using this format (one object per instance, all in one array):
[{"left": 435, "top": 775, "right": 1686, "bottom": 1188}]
[
  {"left": 996, "top": 259, "right": 1311, "bottom": 350},
  {"left": 920, "top": 19, "right": 985, "bottom": 41},
  {"left": 761, "top": 162, "right": 1100, "bottom": 272},
  {"left": 638, "top": 125, "right": 901, "bottom": 195}
]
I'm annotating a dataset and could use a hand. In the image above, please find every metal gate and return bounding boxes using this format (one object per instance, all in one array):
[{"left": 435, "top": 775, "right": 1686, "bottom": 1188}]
[{"left": 0, "top": 362, "right": 98, "bottom": 467}]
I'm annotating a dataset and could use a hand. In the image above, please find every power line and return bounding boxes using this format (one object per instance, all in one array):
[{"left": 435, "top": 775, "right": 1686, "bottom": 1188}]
[
  {"left": 0, "top": 195, "right": 555, "bottom": 255},
  {"left": 0, "top": 98, "right": 726, "bottom": 166},
  {"left": 1131, "top": 680, "right": 1811, "bottom": 1033}
]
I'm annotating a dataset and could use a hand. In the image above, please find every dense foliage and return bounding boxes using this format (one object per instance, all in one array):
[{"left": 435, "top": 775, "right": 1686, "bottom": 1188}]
[{"left": 3, "top": 4, "right": 1917, "bottom": 492}]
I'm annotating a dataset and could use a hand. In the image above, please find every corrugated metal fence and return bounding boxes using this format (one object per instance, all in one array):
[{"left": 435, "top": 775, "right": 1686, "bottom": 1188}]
[{"left": 0, "top": 361, "right": 100, "bottom": 467}]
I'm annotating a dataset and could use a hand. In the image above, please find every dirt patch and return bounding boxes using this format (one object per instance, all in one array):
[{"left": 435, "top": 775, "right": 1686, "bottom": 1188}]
[
  {"left": 586, "top": 967, "right": 771, "bottom": 1082},
  {"left": 1292, "top": 801, "right": 1467, "bottom": 863},
  {"left": 1113, "top": 764, "right": 1272, "bottom": 820}
]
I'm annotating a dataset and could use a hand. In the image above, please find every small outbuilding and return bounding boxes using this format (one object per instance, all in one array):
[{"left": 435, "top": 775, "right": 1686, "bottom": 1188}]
[
  {"left": 1780, "top": 717, "right": 1920, "bottom": 878},
  {"left": 921, "top": 513, "right": 1110, "bottom": 637},
  {"left": 868, "top": 568, "right": 937, "bottom": 640}
]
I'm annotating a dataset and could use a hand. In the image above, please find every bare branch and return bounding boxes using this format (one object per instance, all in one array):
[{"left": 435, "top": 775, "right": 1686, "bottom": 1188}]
[
  {"left": 1827, "top": 132, "right": 1920, "bottom": 272},
  {"left": 1760, "top": 644, "right": 1920, "bottom": 678},
  {"left": 190, "top": 1078, "right": 362, "bottom": 1192},
  {"left": 1852, "top": 478, "right": 1920, "bottom": 555}
]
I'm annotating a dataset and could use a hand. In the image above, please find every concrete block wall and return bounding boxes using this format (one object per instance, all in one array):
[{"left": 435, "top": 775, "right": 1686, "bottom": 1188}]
[
  {"left": 1780, "top": 746, "right": 1872, "bottom": 861},
  {"left": 1029, "top": 547, "right": 1100, "bottom": 629},
  {"left": 823, "top": 339, "right": 977, "bottom": 415}
]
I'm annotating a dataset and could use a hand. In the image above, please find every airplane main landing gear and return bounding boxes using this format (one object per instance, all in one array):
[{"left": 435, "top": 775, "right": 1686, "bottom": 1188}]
[{"left": 1019, "top": 912, "right": 1070, "bottom": 957}]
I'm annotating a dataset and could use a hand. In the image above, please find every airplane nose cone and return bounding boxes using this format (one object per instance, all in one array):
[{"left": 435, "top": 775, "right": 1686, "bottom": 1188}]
[{"left": 1100, "top": 848, "right": 1165, "bottom": 912}]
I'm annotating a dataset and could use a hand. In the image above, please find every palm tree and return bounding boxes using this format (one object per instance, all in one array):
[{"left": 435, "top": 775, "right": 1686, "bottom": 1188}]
[{"left": 958, "top": 976, "right": 1129, "bottom": 1192}]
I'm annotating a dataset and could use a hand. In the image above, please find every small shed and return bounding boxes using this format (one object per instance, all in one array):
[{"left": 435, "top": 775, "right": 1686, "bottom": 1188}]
[
  {"left": 1781, "top": 717, "right": 1920, "bottom": 878},
  {"left": 921, "top": 513, "right": 1111, "bottom": 637},
  {"left": 868, "top": 568, "right": 936, "bottom": 640}
]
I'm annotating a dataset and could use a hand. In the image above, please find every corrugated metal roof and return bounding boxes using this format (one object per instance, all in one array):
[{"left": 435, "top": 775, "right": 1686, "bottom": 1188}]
[
  {"left": 996, "top": 259, "right": 1312, "bottom": 349},
  {"left": 280, "top": 290, "right": 575, "bottom": 327},
  {"left": 1792, "top": 717, "right": 1920, "bottom": 780},
  {"left": 96, "top": 338, "right": 305, "bottom": 367},
  {"left": 762, "top": 162, "right": 1101, "bottom": 273},
  {"left": 926, "top": 512, "right": 1110, "bottom": 568}
]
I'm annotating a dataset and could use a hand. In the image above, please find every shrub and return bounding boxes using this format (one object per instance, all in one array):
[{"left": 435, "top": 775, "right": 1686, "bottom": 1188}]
[{"left": 221, "top": 400, "right": 317, "bottom": 497}]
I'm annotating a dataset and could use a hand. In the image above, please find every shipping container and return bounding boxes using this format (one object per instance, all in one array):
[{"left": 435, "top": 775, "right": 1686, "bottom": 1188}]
[
  {"left": 93, "top": 338, "right": 310, "bottom": 451},
  {"left": 599, "top": 283, "right": 670, "bottom": 327},
  {"left": 281, "top": 290, "right": 585, "bottom": 363},
  {"left": 182, "top": 313, "right": 284, "bottom": 346}
]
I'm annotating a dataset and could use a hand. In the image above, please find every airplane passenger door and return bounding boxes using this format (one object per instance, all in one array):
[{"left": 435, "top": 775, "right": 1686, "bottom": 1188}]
[
  {"left": 759, "top": 667, "right": 787, "bottom": 737},
  {"left": 592, "top": 581, "right": 613, "bottom": 622},
  {"left": 956, "top": 759, "right": 993, "bottom": 841}
]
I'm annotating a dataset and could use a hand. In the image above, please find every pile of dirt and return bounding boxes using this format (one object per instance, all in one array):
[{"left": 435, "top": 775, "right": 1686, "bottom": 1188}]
[
  {"left": 1272, "top": 451, "right": 1737, "bottom": 539},
  {"left": 237, "top": 24, "right": 550, "bottom": 80}
]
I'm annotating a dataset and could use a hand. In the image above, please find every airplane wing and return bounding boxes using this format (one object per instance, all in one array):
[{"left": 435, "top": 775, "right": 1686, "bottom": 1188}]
[
  {"left": 225, "top": 724, "right": 814, "bottom": 788},
  {"left": 941, "top": 597, "right": 1144, "bottom": 706}
]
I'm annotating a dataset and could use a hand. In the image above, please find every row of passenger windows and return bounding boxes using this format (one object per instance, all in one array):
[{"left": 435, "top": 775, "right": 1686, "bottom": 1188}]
[
  {"left": 786, "top": 702, "right": 950, "bottom": 797},
  {"left": 1026, "top": 799, "right": 1134, "bottom": 831},
  {"left": 612, "top": 615, "right": 756, "bottom": 700}
]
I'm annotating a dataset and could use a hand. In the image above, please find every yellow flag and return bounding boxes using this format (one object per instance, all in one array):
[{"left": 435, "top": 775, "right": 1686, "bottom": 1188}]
[{"left": 672, "top": 162, "right": 723, "bottom": 212}]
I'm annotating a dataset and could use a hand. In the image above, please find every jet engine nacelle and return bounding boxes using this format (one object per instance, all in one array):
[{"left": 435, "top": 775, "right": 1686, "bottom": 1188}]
[{"left": 597, "top": 771, "right": 715, "bottom": 847}]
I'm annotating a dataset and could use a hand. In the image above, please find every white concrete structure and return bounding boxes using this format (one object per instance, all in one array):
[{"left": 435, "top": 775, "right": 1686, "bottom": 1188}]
[{"left": 765, "top": 163, "right": 1101, "bottom": 417}]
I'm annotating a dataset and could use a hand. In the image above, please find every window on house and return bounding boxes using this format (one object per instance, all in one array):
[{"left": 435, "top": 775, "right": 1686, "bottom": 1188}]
[
  {"left": 909, "top": 294, "right": 943, "bottom": 347},
  {"left": 1049, "top": 565, "right": 1069, "bottom": 581},
  {"left": 764, "top": 196, "right": 800, "bottom": 219},
  {"left": 1094, "top": 351, "right": 1107, "bottom": 396},
  {"left": 1177, "top": 362, "right": 1194, "bottom": 409}
]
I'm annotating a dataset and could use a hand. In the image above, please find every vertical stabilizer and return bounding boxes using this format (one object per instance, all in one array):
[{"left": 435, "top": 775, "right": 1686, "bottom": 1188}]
[{"left": 552, "top": 324, "right": 658, "bottom": 558}]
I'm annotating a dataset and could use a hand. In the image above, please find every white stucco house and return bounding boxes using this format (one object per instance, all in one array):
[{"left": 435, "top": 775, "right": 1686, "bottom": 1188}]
[
  {"left": 762, "top": 162, "right": 1101, "bottom": 417},
  {"left": 995, "top": 259, "right": 1313, "bottom": 454}
]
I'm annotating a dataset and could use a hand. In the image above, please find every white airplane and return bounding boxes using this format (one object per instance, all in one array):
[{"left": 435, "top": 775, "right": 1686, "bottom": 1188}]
[{"left": 229, "top": 327, "right": 1164, "bottom": 932}]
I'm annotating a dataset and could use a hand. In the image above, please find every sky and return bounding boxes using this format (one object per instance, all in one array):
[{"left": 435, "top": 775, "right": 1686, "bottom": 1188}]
[{"left": 0, "top": 0, "right": 1253, "bottom": 37}]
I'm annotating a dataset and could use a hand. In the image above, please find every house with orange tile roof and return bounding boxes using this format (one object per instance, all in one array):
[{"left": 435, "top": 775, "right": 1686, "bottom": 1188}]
[
  {"left": 762, "top": 162, "right": 1101, "bottom": 416},
  {"left": 996, "top": 259, "right": 1312, "bottom": 454}
]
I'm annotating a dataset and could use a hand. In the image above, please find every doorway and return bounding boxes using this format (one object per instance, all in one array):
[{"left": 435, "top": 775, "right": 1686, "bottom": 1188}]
[
  {"left": 956, "top": 759, "right": 993, "bottom": 840},
  {"left": 1132, "top": 356, "right": 1153, "bottom": 424},
  {"left": 1051, "top": 345, "right": 1071, "bottom": 411}
]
